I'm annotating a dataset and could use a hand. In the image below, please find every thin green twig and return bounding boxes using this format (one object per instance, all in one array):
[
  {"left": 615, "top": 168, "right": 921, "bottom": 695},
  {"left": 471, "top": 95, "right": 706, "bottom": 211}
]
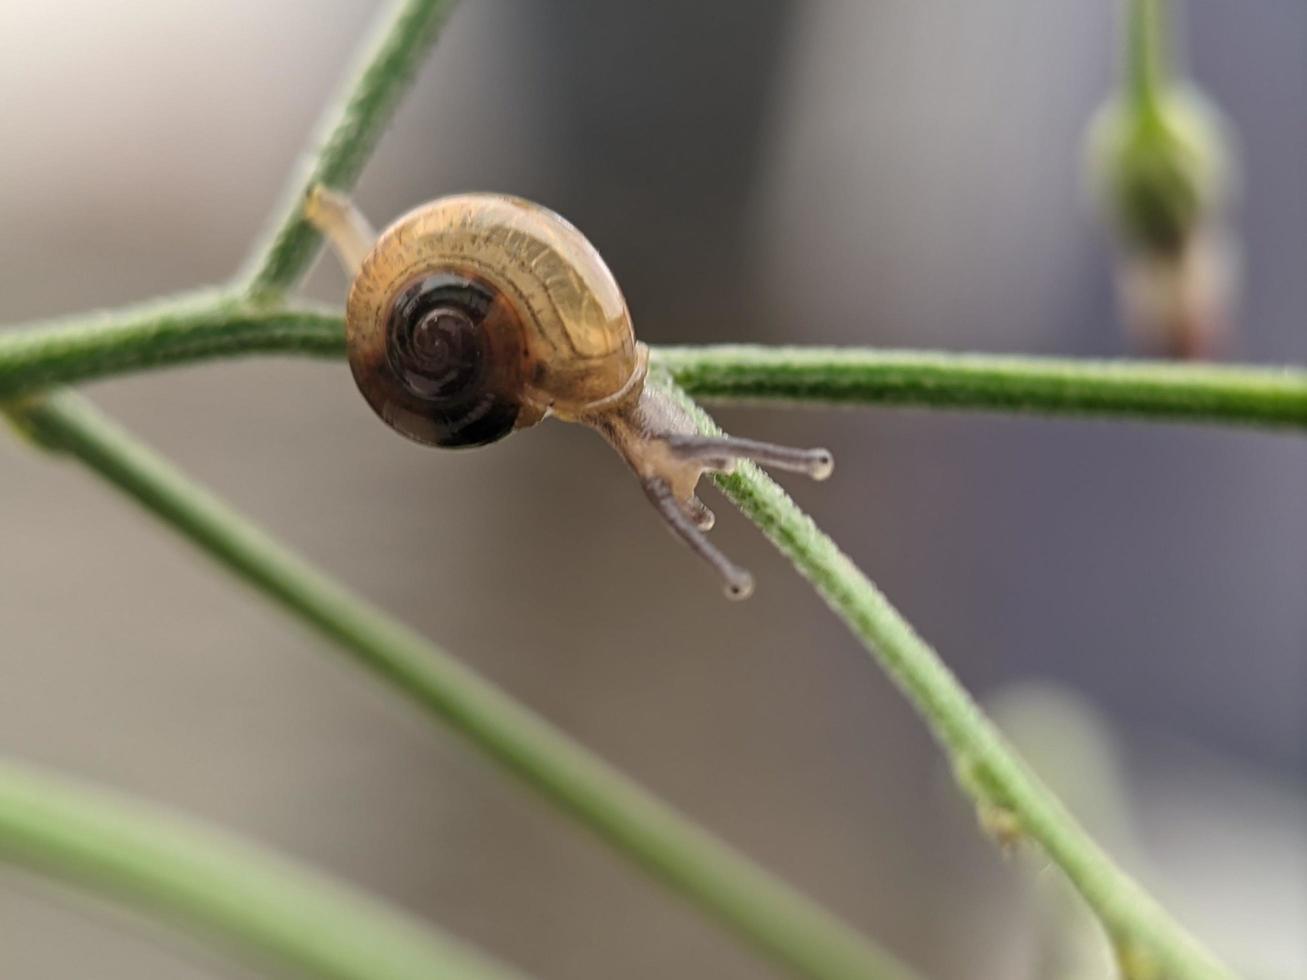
[
  {"left": 241, "top": 0, "right": 460, "bottom": 296},
  {"left": 0, "top": 293, "right": 342, "bottom": 399},
  {"left": 5, "top": 390, "right": 920, "bottom": 980},
  {"left": 656, "top": 345, "right": 1307, "bottom": 430},
  {"left": 0, "top": 759, "right": 528, "bottom": 980},
  {"left": 5, "top": 302, "right": 1306, "bottom": 431},
  {"left": 1127, "top": 0, "right": 1169, "bottom": 115},
  {"left": 654, "top": 373, "right": 1232, "bottom": 980}
]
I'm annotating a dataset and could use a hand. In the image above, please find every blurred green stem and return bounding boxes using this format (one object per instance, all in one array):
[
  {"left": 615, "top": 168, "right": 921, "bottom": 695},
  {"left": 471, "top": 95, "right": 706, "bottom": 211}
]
[
  {"left": 0, "top": 759, "right": 528, "bottom": 980},
  {"left": 1127, "top": 0, "right": 1169, "bottom": 115},
  {"left": 5, "top": 390, "right": 919, "bottom": 980},
  {"left": 654, "top": 374, "right": 1232, "bottom": 980}
]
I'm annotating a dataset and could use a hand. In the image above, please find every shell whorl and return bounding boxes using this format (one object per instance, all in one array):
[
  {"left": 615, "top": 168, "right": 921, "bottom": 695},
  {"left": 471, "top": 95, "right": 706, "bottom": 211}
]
[{"left": 345, "top": 194, "right": 640, "bottom": 444}]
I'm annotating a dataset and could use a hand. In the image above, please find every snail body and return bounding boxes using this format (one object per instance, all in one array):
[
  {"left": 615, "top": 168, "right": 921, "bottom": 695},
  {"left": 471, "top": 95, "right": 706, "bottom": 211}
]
[{"left": 308, "top": 187, "right": 831, "bottom": 598}]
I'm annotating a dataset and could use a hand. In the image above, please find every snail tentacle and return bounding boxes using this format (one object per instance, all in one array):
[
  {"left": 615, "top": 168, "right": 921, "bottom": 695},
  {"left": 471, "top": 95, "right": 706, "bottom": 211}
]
[
  {"left": 643, "top": 477, "right": 753, "bottom": 601},
  {"left": 305, "top": 186, "right": 376, "bottom": 276},
  {"left": 684, "top": 495, "right": 716, "bottom": 532},
  {"left": 662, "top": 435, "right": 834, "bottom": 481}
]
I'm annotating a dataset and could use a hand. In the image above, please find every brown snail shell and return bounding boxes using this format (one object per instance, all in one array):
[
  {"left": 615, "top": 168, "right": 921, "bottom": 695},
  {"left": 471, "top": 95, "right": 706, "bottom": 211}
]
[{"left": 345, "top": 194, "right": 641, "bottom": 447}]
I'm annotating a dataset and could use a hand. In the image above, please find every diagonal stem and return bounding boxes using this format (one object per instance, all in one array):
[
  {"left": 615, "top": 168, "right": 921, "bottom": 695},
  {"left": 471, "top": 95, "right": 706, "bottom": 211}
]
[
  {"left": 241, "top": 0, "right": 460, "bottom": 297},
  {"left": 6, "top": 390, "right": 920, "bottom": 980},
  {"left": 0, "top": 759, "right": 529, "bottom": 980},
  {"left": 654, "top": 372, "right": 1233, "bottom": 980}
]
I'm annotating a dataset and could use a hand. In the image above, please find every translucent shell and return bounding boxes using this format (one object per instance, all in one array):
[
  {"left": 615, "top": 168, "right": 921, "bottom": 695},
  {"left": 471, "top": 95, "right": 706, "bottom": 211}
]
[{"left": 346, "top": 194, "right": 641, "bottom": 446}]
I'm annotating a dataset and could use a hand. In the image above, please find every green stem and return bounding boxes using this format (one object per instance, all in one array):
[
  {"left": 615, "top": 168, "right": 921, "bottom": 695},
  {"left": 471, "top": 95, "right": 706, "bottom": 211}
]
[
  {"left": 1126, "top": 0, "right": 1169, "bottom": 116},
  {"left": 654, "top": 374, "right": 1232, "bottom": 980},
  {"left": 6, "top": 303, "right": 1307, "bottom": 431},
  {"left": 0, "top": 293, "right": 342, "bottom": 399},
  {"left": 656, "top": 345, "right": 1307, "bottom": 430},
  {"left": 241, "top": 0, "right": 460, "bottom": 297},
  {"left": 6, "top": 390, "right": 919, "bottom": 980},
  {"left": 0, "top": 759, "right": 526, "bottom": 980}
]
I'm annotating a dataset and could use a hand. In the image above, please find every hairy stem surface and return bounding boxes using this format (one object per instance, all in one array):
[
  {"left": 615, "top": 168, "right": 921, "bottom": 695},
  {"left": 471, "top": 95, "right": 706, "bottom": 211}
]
[
  {"left": 0, "top": 294, "right": 342, "bottom": 398},
  {"left": 242, "top": 0, "right": 460, "bottom": 295},
  {"left": 655, "top": 374, "right": 1232, "bottom": 980},
  {"left": 657, "top": 345, "right": 1307, "bottom": 430}
]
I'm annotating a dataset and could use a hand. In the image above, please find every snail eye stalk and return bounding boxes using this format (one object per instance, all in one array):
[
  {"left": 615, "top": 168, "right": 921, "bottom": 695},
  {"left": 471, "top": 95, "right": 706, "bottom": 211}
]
[
  {"left": 643, "top": 476, "right": 754, "bottom": 600},
  {"left": 305, "top": 186, "right": 376, "bottom": 276},
  {"left": 662, "top": 435, "right": 834, "bottom": 481}
]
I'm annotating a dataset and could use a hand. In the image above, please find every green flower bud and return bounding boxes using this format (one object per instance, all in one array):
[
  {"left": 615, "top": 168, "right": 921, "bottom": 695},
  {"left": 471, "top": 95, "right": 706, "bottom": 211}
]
[
  {"left": 1086, "top": 83, "right": 1239, "bottom": 358},
  {"left": 1086, "top": 87, "right": 1233, "bottom": 256}
]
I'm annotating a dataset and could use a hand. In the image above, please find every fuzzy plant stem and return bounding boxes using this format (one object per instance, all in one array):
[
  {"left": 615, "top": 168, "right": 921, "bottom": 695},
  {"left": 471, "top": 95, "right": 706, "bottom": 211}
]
[
  {"left": 0, "top": 760, "right": 530, "bottom": 980},
  {"left": 654, "top": 373, "right": 1233, "bottom": 980},
  {"left": 0, "top": 292, "right": 343, "bottom": 399},
  {"left": 5, "top": 307, "right": 1307, "bottom": 430},
  {"left": 5, "top": 390, "right": 920, "bottom": 980},
  {"left": 656, "top": 345, "right": 1307, "bottom": 430},
  {"left": 242, "top": 0, "right": 460, "bottom": 296}
]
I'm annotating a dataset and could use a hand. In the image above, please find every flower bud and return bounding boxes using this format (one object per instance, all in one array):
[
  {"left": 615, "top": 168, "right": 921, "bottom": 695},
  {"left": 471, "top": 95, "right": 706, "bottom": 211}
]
[{"left": 1086, "top": 88, "right": 1239, "bottom": 357}]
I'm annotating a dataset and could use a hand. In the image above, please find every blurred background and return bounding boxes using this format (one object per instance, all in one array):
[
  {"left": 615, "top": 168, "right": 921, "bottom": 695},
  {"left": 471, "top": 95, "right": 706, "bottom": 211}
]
[{"left": 1, "top": 2, "right": 1303, "bottom": 977}]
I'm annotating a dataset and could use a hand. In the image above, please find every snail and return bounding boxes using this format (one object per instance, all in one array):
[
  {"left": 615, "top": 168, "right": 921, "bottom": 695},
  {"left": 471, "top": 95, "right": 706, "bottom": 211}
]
[{"left": 306, "top": 187, "right": 832, "bottom": 599}]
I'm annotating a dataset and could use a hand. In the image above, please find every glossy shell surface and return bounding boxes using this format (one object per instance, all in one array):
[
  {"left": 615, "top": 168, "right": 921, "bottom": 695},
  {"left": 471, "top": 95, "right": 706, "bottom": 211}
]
[{"left": 346, "top": 194, "right": 640, "bottom": 446}]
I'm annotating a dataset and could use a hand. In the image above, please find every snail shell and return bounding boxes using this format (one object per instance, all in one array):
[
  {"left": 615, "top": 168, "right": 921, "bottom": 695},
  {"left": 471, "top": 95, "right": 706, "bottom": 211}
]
[{"left": 345, "top": 194, "right": 643, "bottom": 447}]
